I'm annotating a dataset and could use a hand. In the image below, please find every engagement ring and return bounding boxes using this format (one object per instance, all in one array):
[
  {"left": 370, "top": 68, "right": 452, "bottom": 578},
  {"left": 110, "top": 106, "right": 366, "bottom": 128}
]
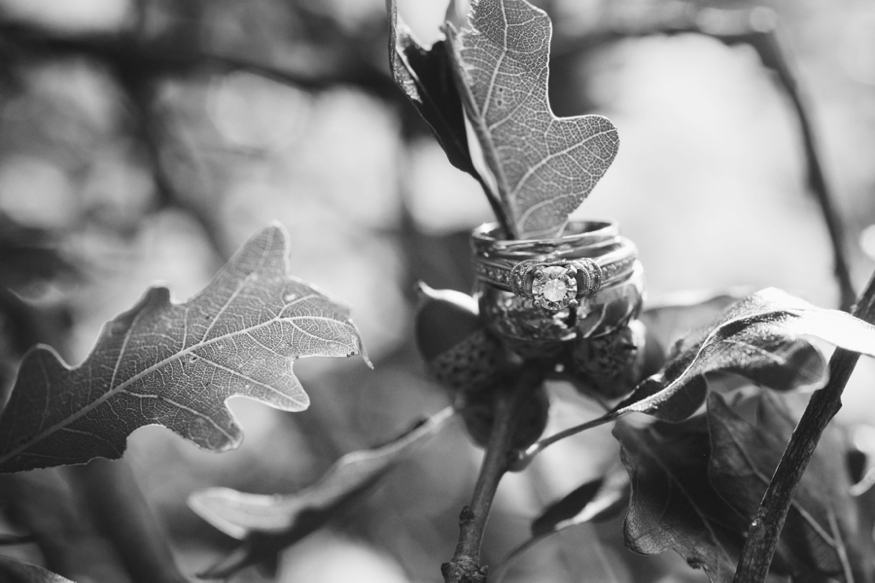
[
  {"left": 470, "top": 220, "right": 645, "bottom": 345},
  {"left": 473, "top": 237, "right": 638, "bottom": 312}
]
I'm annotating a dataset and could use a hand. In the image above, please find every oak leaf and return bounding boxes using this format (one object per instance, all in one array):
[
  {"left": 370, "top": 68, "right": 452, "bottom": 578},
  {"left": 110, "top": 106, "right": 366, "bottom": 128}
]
[
  {"left": 445, "top": 0, "right": 620, "bottom": 238},
  {"left": 609, "top": 287, "right": 875, "bottom": 424},
  {"left": 614, "top": 419, "right": 744, "bottom": 583},
  {"left": 707, "top": 392, "right": 871, "bottom": 581},
  {"left": 0, "top": 224, "right": 366, "bottom": 473}
]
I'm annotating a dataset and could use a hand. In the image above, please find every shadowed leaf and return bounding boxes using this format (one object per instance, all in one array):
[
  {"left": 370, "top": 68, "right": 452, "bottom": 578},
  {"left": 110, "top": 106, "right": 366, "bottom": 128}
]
[
  {"left": 614, "top": 419, "right": 744, "bottom": 583},
  {"left": 387, "top": 0, "right": 475, "bottom": 178},
  {"left": 707, "top": 392, "right": 872, "bottom": 582},
  {"left": 532, "top": 478, "right": 603, "bottom": 538},
  {"left": 0, "top": 224, "right": 366, "bottom": 473},
  {"left": 190, "top": 407, "right": 454, "bottom": 579},
  {"left": 444, "top": 0, "right": 619, "bottom": 238},
  {"left": 531, "top": 468, "right": 629, "bottom": 538},
  {"left": 0, "top": 556, "right": 75, "bottom": 583}
]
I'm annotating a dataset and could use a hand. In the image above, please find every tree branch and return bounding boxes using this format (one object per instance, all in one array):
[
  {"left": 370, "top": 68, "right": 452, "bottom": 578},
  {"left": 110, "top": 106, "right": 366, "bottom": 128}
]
[
  {"left": 749, "top": 28, "right": 857, "bottom": 310},
  {"left": 0, "top": 21, "right": 398, "bottom": 98},
  {"left": 732, "top": 269, "right": 875, "bottom": 582},
  {"left": 441, "top": 369, "right": 542, "bottom": 583}
]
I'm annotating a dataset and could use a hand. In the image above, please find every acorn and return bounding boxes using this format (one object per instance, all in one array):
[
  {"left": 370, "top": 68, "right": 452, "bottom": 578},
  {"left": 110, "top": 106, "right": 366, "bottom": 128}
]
[
  {"left": 459, "top": 382, "right": 550, "bottom": 450},
  {"left": 568, "top": 320, "right": 647, "bottom": 399},
  {"left": 414, "top": 282, "right": 504, "bottom": 395}
]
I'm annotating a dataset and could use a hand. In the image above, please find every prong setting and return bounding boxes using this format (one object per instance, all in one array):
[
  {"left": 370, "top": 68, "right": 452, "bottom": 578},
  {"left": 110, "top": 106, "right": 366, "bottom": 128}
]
[
  {"left": 507, "top": 258, "right": 605, "bottom": 311},
  {"left": 531, "top": 264, "right": 578, "bottom": 310}
]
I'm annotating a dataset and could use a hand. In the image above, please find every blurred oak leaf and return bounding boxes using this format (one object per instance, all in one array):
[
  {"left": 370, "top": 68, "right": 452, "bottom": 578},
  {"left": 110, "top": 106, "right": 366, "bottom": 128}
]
[
  {"left": 189, "top": 407, "right": 454, "bottom": 579},
  {"left": 444, "top": 0, "right": 619, "bottom": 239},
  {"left": 0, "top": 224, "right": 366, "bottom": 473},
  {"left": 530, "top": 466, "right": 629, "bottom": 539},
  {"left": 707, "top": 391, "right": 872, "bottom": 582},
  {"left": 0, "top": 556, "right": 75, "bottom": 583}
]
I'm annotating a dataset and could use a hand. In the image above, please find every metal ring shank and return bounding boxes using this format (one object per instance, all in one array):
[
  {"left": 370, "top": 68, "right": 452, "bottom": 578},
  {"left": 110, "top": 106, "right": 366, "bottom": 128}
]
[{"left": 471, "top": 219, "right": 620, "bottom": 261}]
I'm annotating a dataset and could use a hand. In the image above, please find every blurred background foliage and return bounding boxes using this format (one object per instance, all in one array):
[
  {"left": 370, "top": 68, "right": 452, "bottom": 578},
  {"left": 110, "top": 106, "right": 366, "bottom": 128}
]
[{"left": 0, "top": 0, "right": 874, "bottom": 581}]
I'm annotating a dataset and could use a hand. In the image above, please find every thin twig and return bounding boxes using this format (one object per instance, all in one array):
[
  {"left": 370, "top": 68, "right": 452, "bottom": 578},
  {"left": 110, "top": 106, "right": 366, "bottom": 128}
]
[
  {"left": 511, "top": 414, "right": 614, "bottom": 472},
  {"left": 552, "top": 7, "right": 857, "bottom": 310},
  {"left": 732, "top": 270, "right": 875, "bottom": 582},
  {"left": 751, "top": 28, "right": 857, "bottom": 310},
  {"left": 510, "top": 378, "right": 616, "bottom": 471},
  {"left": 442, "top": 369, "right": 543, "bottom": 583}
]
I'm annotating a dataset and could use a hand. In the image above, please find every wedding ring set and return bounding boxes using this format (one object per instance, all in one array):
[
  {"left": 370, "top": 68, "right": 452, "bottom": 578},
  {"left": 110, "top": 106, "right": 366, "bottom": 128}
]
[{"left": 471, "top": 220, "right": 645, "bottom": 345}]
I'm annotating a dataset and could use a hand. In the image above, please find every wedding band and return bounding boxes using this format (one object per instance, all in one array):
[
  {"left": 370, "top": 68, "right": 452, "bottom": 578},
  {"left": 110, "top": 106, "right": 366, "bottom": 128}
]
[
  {"left": 471, "top": 219, "right": 619, "bottom": 261},
  {"left": 473, "top": 238, "right": 638, "bottom": 311}
]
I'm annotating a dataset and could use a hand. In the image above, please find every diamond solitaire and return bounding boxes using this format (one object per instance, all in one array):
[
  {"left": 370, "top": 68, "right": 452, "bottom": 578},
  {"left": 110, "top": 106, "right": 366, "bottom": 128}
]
[{"left": 532, "top": 265, "right": 578, "bottom": 310}]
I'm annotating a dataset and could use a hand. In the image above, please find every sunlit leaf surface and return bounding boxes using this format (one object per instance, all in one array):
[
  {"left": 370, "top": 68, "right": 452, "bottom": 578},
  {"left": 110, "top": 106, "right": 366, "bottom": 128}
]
[
  {"left": 445, "top": 0, "right": 619, "bottom": 238},
  {"left": 0, "top": 224, "right": 366, "bottom": 473}
]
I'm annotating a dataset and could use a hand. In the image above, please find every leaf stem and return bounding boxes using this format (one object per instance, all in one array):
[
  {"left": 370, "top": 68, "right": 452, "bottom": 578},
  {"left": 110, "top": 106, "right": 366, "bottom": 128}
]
[
  {"left": 510, "top": 413, "right": 615, "bottom": 472},
  {"left": 732, "top": 269, "right": 875, "bottom": 583},
  {"left": 441, "top": 369, "right": 542, "bottom": 583}
]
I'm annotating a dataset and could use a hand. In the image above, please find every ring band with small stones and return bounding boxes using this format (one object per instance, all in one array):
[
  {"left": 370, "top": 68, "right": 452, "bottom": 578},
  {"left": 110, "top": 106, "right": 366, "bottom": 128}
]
[
  {"left": 471, "top": 219, "right": 620, "bottom": 262},
  {"left": 473, "top": 238, "right": 638, "bottom": 311}
]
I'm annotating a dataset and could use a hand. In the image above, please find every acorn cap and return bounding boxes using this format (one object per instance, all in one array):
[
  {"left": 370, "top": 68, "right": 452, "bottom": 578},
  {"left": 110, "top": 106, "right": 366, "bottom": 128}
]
[{"left": 414, "top": 282, "right": 484, "bottom": 362}]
